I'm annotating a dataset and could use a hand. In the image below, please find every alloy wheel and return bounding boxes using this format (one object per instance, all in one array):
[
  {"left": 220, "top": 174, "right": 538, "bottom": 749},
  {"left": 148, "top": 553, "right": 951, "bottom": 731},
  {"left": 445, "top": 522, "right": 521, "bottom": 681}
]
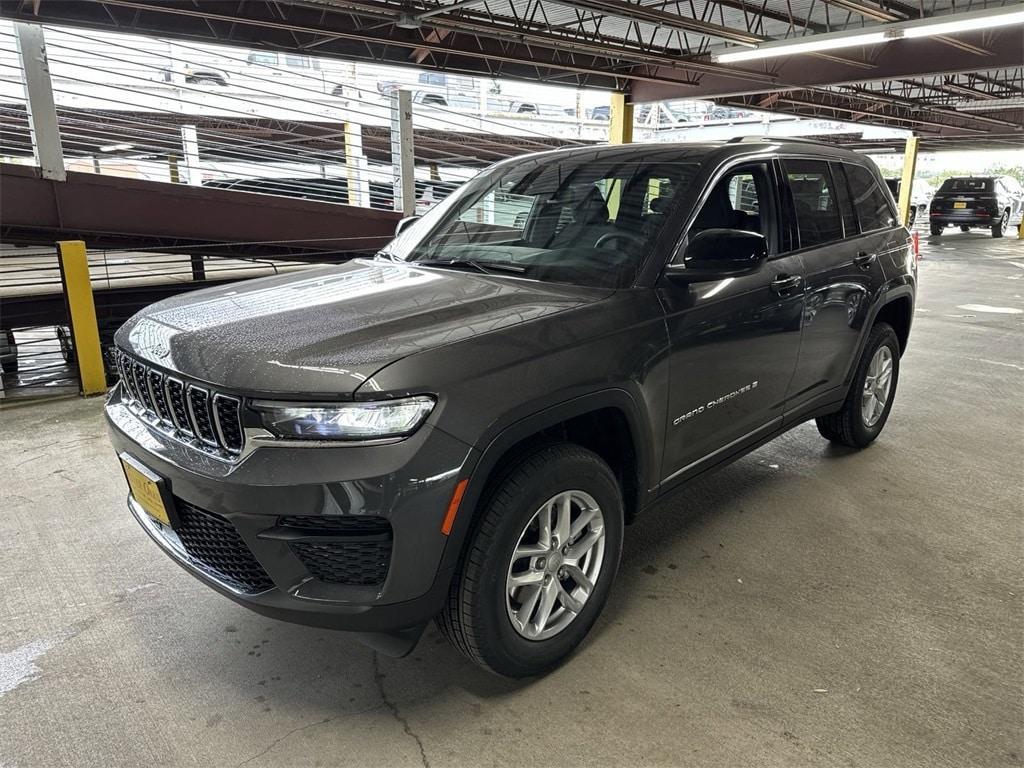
[
  {"left": 505, "top": 490, "right": 606, "bottom": 641},
  {"left": 862, "top": 346, "right": 894, "bottom": 427}
]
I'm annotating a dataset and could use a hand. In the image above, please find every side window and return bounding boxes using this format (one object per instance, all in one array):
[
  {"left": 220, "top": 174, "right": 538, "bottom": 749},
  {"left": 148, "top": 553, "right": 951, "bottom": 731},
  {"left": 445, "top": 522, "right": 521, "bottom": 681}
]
[
  {"left": 285, "top": 54, "right": 311, "bottom": 68},
  {"left": 247, "top": 51, "right": 279, "bottom": 66},
  {"left": 783, "top": 160, "right": 843, "bottom": 248},
  {"left": 830, "top": 163, "right": 858, "bottom": 237},
  {"left": 691, "top": 162, "right": 772, "bottom": 245},
  {"left": 845, "top": 164, "right": 896, "bottom": 232}
]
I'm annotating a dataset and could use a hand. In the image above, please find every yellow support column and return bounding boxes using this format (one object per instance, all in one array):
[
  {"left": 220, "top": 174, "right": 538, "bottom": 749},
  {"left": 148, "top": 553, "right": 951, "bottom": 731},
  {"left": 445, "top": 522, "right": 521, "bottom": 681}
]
[
  {"left": 57, "top": 240, "right": 107, "bottom": 395},
  {"left": 609, "top": 93, "right": 634, "bottom": 145},
  {"left": 607, "top": 93, "right": 634, "bottom": 218},
  {"left": 896, "top": 136, "right": 919, "bottom": 228}
]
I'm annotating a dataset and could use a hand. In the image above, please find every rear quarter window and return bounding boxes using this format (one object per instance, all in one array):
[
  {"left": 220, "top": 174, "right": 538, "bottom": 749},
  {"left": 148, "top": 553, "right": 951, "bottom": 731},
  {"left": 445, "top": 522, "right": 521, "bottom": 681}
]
[{"left": 845, "top": 164, "right": 896, "bottom": 232}]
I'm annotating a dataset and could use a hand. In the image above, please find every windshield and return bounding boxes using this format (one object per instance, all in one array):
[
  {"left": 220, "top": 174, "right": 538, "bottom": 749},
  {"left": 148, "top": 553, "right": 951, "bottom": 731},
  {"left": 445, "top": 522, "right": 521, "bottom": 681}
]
[
  {"left": 386, "top": 151, "right": 701, "bottom": 288},
  {"left": 938, "top": 178, "right": 993, "bottom": 194}
]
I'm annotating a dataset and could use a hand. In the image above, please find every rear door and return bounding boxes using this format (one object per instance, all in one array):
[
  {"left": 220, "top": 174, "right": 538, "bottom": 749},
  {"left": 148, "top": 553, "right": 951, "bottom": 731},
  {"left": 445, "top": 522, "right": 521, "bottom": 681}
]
[{"left": 784, "top": 159, "right": 897, "bottom": 416}]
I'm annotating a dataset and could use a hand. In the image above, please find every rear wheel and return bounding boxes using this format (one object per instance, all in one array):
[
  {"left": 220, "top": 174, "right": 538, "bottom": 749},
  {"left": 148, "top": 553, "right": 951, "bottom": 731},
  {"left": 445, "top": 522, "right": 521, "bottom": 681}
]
[
  {"left": 816, "top": 322, "right": 900, "bottom": 449},
  {"left": 437, "top": 443, "right": 623, "bottom": 677},
  {"left": 960, "top": 225, "right": 971, "bottom": 232},
  {"left": 930, "top": 224, "right": 943, "bottom": 236},
  {"left": 992, "top": 213, "right": 1004, "bottom": 238}
]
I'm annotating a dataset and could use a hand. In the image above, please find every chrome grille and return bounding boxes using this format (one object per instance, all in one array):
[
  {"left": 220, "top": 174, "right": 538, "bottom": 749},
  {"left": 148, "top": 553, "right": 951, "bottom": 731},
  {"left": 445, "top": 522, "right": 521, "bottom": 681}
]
[
  {"left": 166, "top": 378, "right": 192, "bottom": 436},
  {"left": 147, "top": 369, "right": 172, "bottom": 422},
  {"left": 116, "top": 348, "right": 244, "bottom": 458}
]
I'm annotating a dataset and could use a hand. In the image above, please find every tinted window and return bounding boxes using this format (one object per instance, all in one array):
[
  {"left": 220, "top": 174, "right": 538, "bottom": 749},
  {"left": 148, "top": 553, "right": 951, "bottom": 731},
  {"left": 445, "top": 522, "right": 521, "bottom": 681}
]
[
  {"left": 938, "top": 177, "right": 994, "bottom": 194},
  {"left": 845, "top": 164, "right": 896, "bottom": 232},
  {"left": 831, "top": 163, "right": 858, "bottom": 237},
  {"left": 692, "top": 164, "right": 770, "bottom": 240},
  {"left": 785, "top": 160, "right": 843, "bottom": 247}
]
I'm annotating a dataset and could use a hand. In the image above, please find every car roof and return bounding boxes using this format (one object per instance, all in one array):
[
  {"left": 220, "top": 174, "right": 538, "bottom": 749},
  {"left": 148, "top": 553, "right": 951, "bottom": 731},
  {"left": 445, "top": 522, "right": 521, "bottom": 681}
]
[{"left": 512, "top": 137, "right": 876, "bottom": 168}]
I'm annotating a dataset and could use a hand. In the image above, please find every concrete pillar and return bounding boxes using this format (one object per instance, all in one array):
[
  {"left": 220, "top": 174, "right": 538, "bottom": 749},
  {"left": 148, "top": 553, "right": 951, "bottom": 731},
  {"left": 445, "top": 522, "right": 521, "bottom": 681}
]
[
  {"left": 180, "top": 125, "right": 201, "bottom": 186},
  {"left": 389, "top": 90, "right": 415, "bottom": 214},
  {"left": 15, "top": 23, "right": 66, "bottom": 181},
  {"left": 344, "top": 121, "right": 370, "bottom": 208}
]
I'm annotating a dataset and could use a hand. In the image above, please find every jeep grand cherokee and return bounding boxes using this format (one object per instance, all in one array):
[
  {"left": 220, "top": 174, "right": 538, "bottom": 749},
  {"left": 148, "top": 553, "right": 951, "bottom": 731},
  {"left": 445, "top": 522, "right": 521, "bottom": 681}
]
[{"left": 107, "top": 138, "right": 916, "bottom": 677}]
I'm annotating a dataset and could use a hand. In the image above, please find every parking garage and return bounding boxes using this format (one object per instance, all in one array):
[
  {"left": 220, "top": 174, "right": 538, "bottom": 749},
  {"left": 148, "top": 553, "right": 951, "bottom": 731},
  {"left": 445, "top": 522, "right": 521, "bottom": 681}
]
[{"left": 1, "top": 1, "right": 1022, "bottom": 766}]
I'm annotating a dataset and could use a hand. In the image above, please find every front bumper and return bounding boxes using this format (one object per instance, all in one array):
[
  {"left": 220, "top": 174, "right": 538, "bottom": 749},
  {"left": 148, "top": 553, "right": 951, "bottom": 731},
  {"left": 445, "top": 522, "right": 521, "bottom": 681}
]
[{"left": 106, "top": 388, "right": 475, "bottom": 636}]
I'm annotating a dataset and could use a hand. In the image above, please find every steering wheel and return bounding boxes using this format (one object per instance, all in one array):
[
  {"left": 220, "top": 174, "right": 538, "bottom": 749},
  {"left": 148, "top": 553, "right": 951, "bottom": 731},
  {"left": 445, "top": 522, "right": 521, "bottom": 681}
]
[{"left": 595, "top": 231, "right": 645, "bottom": 250}]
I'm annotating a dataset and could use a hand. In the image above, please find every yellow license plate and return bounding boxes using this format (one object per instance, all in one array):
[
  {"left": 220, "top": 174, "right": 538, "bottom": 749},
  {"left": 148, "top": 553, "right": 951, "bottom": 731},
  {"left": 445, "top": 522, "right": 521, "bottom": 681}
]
[
  {"left": 953, "top": 202, "right": 967, "bottom": 209},
  {"left": 121, "top": 454, "right": 171, "bottom": 526}
]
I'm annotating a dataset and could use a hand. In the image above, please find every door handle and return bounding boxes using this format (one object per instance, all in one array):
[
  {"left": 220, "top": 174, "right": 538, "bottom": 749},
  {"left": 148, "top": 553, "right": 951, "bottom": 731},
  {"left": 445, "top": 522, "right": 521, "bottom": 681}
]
[
  {"left": 770, "top": 274, "right": 802, "bottom": 294},
  {"left": 854, "top": 251, "right": 877, "bottom": 268}
]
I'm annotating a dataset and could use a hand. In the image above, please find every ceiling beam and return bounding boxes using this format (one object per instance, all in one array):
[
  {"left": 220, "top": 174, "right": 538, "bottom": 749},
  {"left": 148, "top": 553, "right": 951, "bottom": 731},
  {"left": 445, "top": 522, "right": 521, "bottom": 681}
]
[{"left": 632, "top": 28, "right": 1023, "bottom": 101}]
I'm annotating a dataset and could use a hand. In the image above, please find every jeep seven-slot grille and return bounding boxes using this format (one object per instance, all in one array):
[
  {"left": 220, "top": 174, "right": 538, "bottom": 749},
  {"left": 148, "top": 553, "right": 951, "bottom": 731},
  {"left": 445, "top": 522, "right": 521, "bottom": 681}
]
[
  {"left": 116, "top": 348, "right": 244, "bottom": 458},
  {"left": 175, "top": 501, "right": 274, "bottom": 593}
]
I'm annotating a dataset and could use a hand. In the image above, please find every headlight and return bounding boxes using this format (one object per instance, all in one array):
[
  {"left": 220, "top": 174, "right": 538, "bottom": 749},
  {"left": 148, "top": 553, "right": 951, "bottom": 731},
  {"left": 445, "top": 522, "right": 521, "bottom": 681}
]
[{"left": 251, "top": 396, "right": 435, "bottom": 440}]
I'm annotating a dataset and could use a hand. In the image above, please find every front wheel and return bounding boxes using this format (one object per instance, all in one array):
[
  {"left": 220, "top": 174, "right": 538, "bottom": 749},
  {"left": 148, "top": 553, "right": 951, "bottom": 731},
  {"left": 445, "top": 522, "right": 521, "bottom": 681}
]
[
  {"left": 437, "top": 444, "right": 623, "bottom": 677},
  {"left": 816, "top": 322, "right": 900, "bottom": 448}
]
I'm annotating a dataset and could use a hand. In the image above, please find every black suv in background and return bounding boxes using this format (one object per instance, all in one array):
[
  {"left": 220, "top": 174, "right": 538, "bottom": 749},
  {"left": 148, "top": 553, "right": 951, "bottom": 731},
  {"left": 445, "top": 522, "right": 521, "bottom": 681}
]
[
  {"left": 928, "top": 175, "right": 1023, "bottom": 238},
  {"left": 107, "top": 138, "right": 915, "bottom": 677}
]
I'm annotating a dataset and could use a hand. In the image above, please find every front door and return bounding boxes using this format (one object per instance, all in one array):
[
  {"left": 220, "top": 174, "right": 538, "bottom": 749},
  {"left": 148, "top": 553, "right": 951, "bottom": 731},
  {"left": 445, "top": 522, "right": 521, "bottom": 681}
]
[{"left": 658, "top": 160, "right": 805, "bottom": 486}]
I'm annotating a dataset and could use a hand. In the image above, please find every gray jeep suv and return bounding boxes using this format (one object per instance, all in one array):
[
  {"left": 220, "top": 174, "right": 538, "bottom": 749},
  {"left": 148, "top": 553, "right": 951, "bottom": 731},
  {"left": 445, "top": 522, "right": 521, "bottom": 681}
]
[{"left": 106, "top": 138, "right": 916, "bottom": 677}]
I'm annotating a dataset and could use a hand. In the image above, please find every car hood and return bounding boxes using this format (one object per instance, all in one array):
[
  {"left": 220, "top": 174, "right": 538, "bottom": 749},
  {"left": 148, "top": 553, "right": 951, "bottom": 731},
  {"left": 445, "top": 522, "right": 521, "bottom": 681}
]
[{"left": 116, "top": 260, "right": 609, "bottom": 396}]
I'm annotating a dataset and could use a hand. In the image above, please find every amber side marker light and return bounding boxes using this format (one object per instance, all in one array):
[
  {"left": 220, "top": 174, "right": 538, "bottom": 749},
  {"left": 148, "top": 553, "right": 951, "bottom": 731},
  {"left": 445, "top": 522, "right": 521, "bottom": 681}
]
[{"left": 441, "top": 478, "right": 469, "bottom": 536}]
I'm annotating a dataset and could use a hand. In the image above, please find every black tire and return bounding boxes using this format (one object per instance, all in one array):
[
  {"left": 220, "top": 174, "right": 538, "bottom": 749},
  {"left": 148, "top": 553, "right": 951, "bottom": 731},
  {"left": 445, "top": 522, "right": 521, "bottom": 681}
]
[
  {"left": 1, "top": 359, "right": 16, "bottom": 375},
  {"left": 960, "top": 225, "right": 971, "bottom": 233},
  {"left": 992, "top": 214, "right": 1004, "bottom": 238},
  {"left": 437, "top": 443, "right": 624, "bottom": 677},
  {"left": 930, "top": 224, "right": 943, "bottom": 236},
  {"left": 816, "top": 322, "right": 900, "bottom": 449}
]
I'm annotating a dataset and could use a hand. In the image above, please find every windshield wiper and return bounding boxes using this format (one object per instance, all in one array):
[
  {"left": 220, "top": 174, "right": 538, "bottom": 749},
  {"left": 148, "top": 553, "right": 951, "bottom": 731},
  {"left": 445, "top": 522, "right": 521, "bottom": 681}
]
[
  {"left": 375, "top": 250, "right": 402, "bottom": 262},
  {"left": 415, "top": 259, "right": 526, "bottom": 275}
]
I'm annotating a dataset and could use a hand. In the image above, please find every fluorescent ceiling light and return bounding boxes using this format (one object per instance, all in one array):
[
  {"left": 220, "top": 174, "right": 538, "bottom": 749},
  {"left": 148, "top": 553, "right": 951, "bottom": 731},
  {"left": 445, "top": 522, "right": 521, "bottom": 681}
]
[
  {"left": 99, "top": 143, "right": 134, "bottom": 152},
  {"left": 954, "top": 97, "right": 1024, "bottom": 112},
  {"left": 714, "top": 6, "right": 1024, "bottom": 64},
  {"left": 902, "top": 8, "right": 1024, "bottom": 38},
  {"left": 715, "top": 32, "right": 886, "bottom": 63}
]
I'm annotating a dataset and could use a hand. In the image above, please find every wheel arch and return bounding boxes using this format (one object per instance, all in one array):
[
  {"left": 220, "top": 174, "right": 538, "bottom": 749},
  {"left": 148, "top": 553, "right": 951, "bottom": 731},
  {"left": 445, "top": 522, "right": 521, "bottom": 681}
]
[{"left": 872, "top": 292, "right": 913, "bottom": 355}]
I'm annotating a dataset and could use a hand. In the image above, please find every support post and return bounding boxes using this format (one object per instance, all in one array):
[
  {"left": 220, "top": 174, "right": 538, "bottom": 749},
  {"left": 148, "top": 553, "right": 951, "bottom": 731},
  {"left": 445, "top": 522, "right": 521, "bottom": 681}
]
[
  {"left": 57, "top": 241, "right": 107, "bottom": 396},
  {"left": 180, "top": 125, "right": 201, "bottom": 186},
  {"left": 609, "top": 93, "right": 634, "bottom": 145},
  {"left": 15, "top": 23, "right": 65, "bottom": 181},
  {"left": 344, "top": 121, "right": 370, "bottom": 207},
  {"left": 607, "top": 93, "right": 633, "bottom": 218},
  {"left": 897, "top": 136, "right": 919, "bottom": 228},
  {"left": 389, "top": 90, "right": 415, "bottom": 215}
]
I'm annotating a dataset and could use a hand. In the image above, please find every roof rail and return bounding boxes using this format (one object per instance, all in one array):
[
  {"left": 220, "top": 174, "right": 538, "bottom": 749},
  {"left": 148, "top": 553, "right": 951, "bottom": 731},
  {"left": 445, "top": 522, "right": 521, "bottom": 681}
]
[{"left": 725, "top": 135, "right": 829, "bottom": 145}]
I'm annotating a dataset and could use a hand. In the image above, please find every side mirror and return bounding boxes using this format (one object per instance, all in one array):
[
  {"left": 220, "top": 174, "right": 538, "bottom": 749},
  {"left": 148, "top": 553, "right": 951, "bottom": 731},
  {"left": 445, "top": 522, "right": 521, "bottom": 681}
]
[
  {"left": 666, "top": 228, "right": 768, "bottom": 283},
  {"left": 395, "top": 215, "right": 421, "bottom": 236}
]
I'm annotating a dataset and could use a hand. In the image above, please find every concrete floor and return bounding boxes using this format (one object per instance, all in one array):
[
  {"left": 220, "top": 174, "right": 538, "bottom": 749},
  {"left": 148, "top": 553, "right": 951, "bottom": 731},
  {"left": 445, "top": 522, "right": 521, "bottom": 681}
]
[{"left": 1, "top": 232, "right": 1021, "bottom": 768}]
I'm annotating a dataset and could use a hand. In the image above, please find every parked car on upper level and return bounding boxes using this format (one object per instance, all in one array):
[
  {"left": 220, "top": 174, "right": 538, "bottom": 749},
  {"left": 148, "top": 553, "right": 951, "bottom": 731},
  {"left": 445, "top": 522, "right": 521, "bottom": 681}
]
[
  {"left": 108, "top": 138, "right": 915, "bottom": 677},
  {"left": 928, "top": 175, "right": 1024, "bottom": 238}
]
